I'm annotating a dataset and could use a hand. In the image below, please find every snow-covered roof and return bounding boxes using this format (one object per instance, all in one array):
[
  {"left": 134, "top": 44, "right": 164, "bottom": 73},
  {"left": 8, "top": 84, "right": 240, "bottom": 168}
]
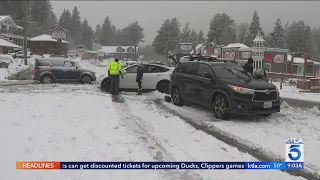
[
  {"left": 0, "top": 38, "right": 22, "bottom": 48},
  {"left": 0, "top": 15, "right": 23, "bottom": 29},
  {"left": 30, "top": 34, "right": 69, "bottom": 43},
  {"left": 253, "top": 31, "right": 265, "bottom": 42},
  {"left": 287, "top": 54, "right": 315, "bottom": 64},
  {"left": 101, "top": 46, "right": 139, "bottom": 54},
  {"left": 0, "top": 15, "right": 10, "bottom": 23},
  {"left": 222, "top": 43, "right": 249, "bottom": 49}
]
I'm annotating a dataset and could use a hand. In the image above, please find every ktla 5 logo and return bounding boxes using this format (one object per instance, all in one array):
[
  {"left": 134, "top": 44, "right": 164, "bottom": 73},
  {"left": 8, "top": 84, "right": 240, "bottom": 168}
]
[{"left": 285, "top": 138, "right": 304, "bottom": 162}]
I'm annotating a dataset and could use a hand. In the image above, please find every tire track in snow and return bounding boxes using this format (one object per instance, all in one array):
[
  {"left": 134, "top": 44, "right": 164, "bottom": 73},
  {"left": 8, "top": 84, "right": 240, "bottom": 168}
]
[
  {"left": 153, "top": 99, "right": 320, "bottom": 180},
  {"left": 110, "top": 94, "right": 203, "bottom": 180}
]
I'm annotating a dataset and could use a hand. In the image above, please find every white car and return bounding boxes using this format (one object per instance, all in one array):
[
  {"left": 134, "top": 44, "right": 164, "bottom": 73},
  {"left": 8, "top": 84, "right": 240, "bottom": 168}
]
[
  {"left": 99, "top": 63, "right": 173, "bottom": 94},
  {"left": 0, "top": 54, "right": 15, "bottom": 68}
]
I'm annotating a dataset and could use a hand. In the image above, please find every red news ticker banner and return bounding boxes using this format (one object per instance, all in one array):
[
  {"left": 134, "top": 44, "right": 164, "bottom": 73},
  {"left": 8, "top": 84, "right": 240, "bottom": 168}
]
[{"left": 16, "top": 161, "right": 60, "bottom": 170}]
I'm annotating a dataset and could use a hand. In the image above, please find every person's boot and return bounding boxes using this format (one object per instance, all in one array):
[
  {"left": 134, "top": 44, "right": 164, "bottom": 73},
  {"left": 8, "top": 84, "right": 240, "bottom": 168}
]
[{"left": 136, "top": 88, "right": 142, "bottom": 95}]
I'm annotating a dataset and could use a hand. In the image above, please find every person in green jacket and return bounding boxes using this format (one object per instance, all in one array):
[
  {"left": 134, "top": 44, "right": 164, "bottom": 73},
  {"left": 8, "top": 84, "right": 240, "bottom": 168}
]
[{"left": 108, "top": 58, "right": 123, "bottom": 95}]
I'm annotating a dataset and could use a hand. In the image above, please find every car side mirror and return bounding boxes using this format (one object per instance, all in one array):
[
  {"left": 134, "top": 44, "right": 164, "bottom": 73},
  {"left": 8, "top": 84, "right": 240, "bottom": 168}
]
[{"left": 201, "top": 72, "right": 213, "bottom": 79}]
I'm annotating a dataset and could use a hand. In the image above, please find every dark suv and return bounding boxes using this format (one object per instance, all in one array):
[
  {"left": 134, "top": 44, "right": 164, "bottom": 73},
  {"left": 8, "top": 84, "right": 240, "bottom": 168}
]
[
  {"left": 33, "top": 58, "right": 96, "bottom": 84},
  {"left": 169, "top": 61, "right": 280, "bottom": 120}
]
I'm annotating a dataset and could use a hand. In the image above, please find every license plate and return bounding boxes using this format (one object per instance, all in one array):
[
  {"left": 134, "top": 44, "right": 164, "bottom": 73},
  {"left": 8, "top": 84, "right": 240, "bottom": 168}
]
[{"left": 263, "top": 101, "right": 272, "bottom": 108}]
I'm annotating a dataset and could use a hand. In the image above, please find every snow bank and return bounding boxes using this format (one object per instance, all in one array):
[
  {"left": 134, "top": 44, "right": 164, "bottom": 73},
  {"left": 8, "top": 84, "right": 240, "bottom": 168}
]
[
  {"left": 274, "top": 82, "right": 320, "bottom": 103},
  {"left": 2, "top": 58, "right": 35, "bottom": 80},
  {"left": 2, "top": 87, "right": 166, "bottom": 180}
]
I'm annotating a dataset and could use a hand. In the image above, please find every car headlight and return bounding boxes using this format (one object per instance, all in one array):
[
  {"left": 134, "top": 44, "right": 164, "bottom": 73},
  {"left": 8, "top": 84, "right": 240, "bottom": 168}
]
[{"left": 228, "top": 84, "right": 255, "bottom": 94}]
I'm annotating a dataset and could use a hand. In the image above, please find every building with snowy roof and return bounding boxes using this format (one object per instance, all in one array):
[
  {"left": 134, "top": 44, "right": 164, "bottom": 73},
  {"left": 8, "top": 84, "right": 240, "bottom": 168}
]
[
  {"left": 100, "top": 46, "right": 139, "bottom": 60},
  {"left": 0, "top": 37, "right": 22, "bottom": 54},
  {"left": 29, "top": 34, "right": 69, "bottom": 56},
  {"left": 0, "top": 15, "right": 28, "bottom": 47},
  {"left": 215, "top": 31, "right": 320, "bottom": 76}
]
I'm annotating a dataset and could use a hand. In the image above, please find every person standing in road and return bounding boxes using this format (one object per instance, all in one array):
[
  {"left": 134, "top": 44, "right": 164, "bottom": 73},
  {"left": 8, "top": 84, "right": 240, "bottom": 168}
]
[
  {"left": 243, "top": 57, "right": 254, "bottom": 75},
  {"left": 136, "top": 62, "right": 144, "bottom": 95},
  {"left": 108, "top": 58, "right": 123, "bottom": 95}
]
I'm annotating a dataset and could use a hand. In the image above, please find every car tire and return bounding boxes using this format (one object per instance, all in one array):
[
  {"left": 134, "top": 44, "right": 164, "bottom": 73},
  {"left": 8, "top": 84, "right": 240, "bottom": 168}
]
[
  {"left": 212, "top": 94, "right": 231, "bottom": 120},
  {"left": 81, "top": 75, "right": 92, "bottom": 84},
  {"left": 41, "top": 75, "right": 53, "bottom": 84},
  {"left": 101, "top": 78, "right": 110, "bottom": 92},
  {"left": 156, "top": 80, "right": 170, "bottom": 94},
  {"left": 171, "top": 86, "right": 184, "bottom": 106}
]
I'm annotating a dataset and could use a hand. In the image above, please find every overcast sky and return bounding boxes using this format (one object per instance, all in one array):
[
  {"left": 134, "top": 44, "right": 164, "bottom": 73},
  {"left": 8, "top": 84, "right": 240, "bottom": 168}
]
[{"left": 51, "top": 1, "right": 320, "bottom": 45}]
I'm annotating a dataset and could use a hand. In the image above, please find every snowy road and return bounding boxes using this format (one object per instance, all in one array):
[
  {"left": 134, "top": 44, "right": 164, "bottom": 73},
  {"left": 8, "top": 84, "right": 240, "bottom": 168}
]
[
  {"left": 152, "top": 93, "right": 320, "bottom": 175},
  {"left": 1, "top": 84, "right": 306, "bottom": 180}
]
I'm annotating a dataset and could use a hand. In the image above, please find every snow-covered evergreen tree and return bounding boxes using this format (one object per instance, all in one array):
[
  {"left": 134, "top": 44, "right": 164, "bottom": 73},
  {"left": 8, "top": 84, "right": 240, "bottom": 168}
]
[
  {"left": 207, "top": 13, "right": 234, "bottom": 44},
  {"left": 100, "top": 16, "right": 114, "bottom": 46},
  {"left": 197, "top": 30, "right": 205, "bottom": 44},
  {"left": 152, "top": 18, "right": 181, "bottom": 56},
  {"left": 180, "top": 22, "right": 191, "bottom": 43},
  {"left": 286, "top": 20, "right": 312, "bottom": 54},
  {"left": 268, "top": 18, "right": 285, "bottom": 48},
  {"left": 246, "top": 11, "right": 264, "bottom": 46}
]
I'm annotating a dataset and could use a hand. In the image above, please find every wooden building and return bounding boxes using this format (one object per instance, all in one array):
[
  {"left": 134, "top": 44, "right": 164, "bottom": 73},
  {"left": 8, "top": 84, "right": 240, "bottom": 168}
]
[{"left": 29, "top": 34, "right": 69, "bottom": 56}]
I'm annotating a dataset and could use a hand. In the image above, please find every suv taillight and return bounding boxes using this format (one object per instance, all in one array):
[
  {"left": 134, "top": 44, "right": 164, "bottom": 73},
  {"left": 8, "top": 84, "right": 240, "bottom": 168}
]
[{"left": 34, "top": 69, "right": 40, "bottom": 75}]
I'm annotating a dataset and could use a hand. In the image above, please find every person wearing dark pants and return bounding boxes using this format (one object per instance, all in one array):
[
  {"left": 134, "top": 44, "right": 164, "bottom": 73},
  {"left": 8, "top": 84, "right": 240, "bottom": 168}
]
[
  {"left": 136, "top": 62, "right": 144, "bottom": 95},
  {"left": 108, "top": 58, "right": 123, "bottom": 95}
]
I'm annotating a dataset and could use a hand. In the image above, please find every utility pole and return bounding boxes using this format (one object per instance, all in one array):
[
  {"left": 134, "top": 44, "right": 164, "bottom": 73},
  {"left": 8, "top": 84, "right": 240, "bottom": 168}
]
[{"left": 24, "top": 0, "right": 28, "bottom": 65}]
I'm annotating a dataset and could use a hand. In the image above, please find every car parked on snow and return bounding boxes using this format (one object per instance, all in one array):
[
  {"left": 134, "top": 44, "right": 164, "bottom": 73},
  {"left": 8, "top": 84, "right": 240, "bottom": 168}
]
[
  {"left": 99, "top": 63, "right": 172, "bottom": 93},
  {"left": 168, "top": 61, "right": 280, "bottom": 120},
  {"left": 33, "top": 58, "right": 96, "bottom": 84},
  {"left": 0, "top": 54, "right": 14, "bottom": 68}
]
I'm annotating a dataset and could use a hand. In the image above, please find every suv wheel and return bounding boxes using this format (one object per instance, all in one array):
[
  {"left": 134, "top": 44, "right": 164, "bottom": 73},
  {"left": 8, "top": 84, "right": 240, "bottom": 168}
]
[
  {"left": 171, "top": 87, "right": 184, "bottom": 106},
  {"left": 212, "top": 94, "right": 231, "bottom": 120},
  {"left": 41, "top": 75, "right": 53, "bottom": 84},
  {"left": 81, "top": 75, "right": 92, "bottom": 84}
]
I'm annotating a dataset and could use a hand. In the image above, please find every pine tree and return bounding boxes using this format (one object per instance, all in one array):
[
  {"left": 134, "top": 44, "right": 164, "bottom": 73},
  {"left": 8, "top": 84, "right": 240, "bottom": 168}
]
[
  {"left": 268, "top": 18, "right": 285, "bottom": 48},
  {"left": 246, "top": 11, "right": 265, "bottom": 46},
  {"left": 30, "top": 0, "right": 52, "bottom": 34},
  {"left": 100, "top": 16, "right": 114, "bottom": 45},
  {"left": 152, "top": 18, "right": 181, "bottom": 56},
  {"left": 59, "top": 9, "right": 72, "bottom": 32},
  {"left": 207, "top": 13, "right": 234, "bottom": 44},
  {"left": 47, "top": 10, "right": 57, "bottom": 30},
  {"left": 286, "top": 20, "right": 312, "bottom": 54},
  {"left": 94, "top": 24, "right": 102, "bottom": 42},
  {"left": 180, "top": 22, "right": 191, "bottom": 43},
  {"left": 81, "top": 19, "right": 93, "bottom": 50},
  {"left": 197, "top": 30, "right": 205, "bottom": 44},
  {"left": 70, "top": 6, "right": 82, "bottom": 39},
  {"left": 0, "top": 1, "right": 25, "bottom": 20}
]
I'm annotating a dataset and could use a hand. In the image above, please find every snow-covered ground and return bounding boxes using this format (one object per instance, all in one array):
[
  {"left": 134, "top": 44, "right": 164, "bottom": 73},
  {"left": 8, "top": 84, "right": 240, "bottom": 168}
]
[
  {"left": 152, "top": 92, "right": 320, "bottom": 174},
  {"left": 273, "top": 82, "right": 320, "bottom": 103},
  {"left": 1, "top": 84, "right": 304, "bottom": 180}
]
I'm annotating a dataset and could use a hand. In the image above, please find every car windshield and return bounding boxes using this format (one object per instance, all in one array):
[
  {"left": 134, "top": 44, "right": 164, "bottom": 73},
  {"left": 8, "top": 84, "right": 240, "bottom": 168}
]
[{"left": 211, "top": 64, "right": 253, "bottom": 80}]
